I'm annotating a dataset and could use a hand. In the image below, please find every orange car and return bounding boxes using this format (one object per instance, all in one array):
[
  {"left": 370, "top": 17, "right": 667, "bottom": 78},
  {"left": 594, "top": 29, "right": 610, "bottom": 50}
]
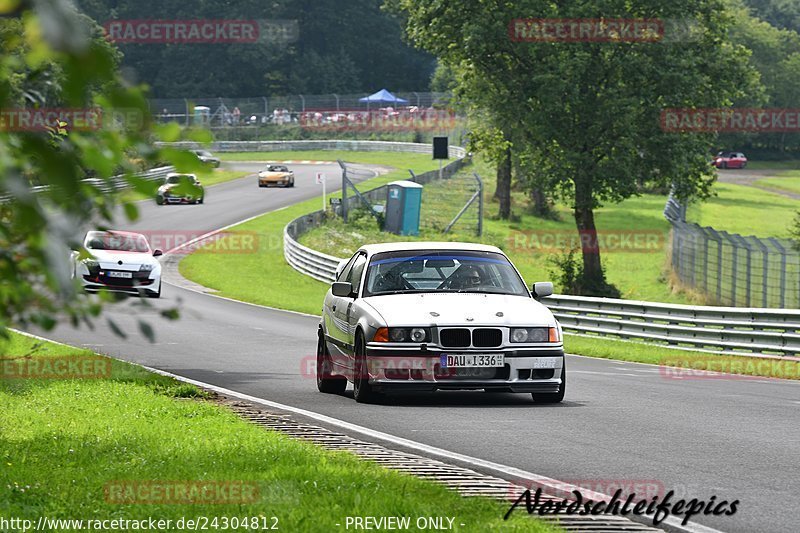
[{"left": 258, "top": 164, "right": 295, "bottom": 187}]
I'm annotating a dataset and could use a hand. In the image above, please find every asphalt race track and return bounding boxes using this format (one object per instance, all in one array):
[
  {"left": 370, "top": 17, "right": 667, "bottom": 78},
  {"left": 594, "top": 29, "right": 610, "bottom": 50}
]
[{"left": 30, "top": 161, "right": 799, "bottom": 533}]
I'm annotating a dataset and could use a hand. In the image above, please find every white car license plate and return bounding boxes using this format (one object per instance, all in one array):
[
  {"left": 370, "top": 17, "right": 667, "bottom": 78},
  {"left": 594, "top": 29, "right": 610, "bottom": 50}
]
[
  {"left": 106, "top": 271, "right": 133, "bottom": 279},
  {"left": 440, "top": 354, "right": 504, "bottom": 368},
  {"left": 532, "top": 357, "right": 559, "bottom": 369}
]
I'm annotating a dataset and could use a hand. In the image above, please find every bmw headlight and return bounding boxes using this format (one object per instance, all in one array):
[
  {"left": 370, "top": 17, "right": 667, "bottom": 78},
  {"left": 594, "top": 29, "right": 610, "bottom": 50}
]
[
  {"left": 409, "top": 328, "right": 427, "bottom": 342},
  {"left": 510, "top": 327, "right": 557, "bottom": 343},
  {"left": 375, "top": 327, "right": 432, "bottom": 343}
]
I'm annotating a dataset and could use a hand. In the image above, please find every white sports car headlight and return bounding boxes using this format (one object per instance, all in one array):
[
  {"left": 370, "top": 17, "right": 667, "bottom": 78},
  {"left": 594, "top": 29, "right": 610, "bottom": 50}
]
[{"left": 139, "top": 264, "right": 155, "bottom": 272}]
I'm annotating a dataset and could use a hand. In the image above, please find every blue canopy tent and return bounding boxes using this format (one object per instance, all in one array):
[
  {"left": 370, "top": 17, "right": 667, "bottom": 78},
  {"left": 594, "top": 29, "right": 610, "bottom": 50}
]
[{"left": 359, "top": 89, "right": 409, "bottom": 109}]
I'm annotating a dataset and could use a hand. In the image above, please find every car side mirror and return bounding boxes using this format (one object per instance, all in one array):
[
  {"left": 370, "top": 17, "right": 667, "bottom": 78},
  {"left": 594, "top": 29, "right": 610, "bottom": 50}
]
[
  {"left": 531, "top": 282, "right": 553, "bottom": 299},
  {"left": 332, "top": 281, "right": 353, "bottom": 297},
  {"left": 153, "top": 249, "right": 163, "bottom": 257}
]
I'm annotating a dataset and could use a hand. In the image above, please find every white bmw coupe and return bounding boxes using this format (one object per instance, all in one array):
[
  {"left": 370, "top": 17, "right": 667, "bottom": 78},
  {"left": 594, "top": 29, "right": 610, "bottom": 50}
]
[{"left": 317, "top": 242, "right": 565, "bottom": 404}]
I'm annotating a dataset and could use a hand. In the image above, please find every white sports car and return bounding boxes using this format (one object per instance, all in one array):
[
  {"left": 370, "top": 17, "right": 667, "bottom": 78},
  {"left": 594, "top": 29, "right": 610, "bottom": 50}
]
[
  {"left": 317, "top": 242, "right": 565, "bottom": 404},
  {"left": 72, "top": 230, "right": 163, "bottom": 298}
]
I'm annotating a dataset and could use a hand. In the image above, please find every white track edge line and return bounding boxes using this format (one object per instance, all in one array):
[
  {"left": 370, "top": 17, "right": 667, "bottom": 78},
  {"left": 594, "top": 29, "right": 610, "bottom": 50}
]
[
  {"left": 135, "top": 365, "right": 728, "bottom": 533},
  {"left": 9, "top": 327, "right": 725, "bottom": 533}
]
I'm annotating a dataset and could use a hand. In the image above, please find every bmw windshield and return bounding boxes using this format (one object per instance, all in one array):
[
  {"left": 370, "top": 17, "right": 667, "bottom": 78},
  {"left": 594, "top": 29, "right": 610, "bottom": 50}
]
[{"left": 363, "top": 250, "right": 529, "bottom": 297}]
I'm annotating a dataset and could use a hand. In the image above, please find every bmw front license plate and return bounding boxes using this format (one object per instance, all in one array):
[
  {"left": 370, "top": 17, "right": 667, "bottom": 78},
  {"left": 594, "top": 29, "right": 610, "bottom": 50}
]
[
  {"left": 532, "top": 358, "right": 559, "bottom": 369},
  {"left": 440, "top": 354, "right": 504, "bottom": 368},
  {"left": 107, "top": 271, "right": 133, "bottom": 279}
]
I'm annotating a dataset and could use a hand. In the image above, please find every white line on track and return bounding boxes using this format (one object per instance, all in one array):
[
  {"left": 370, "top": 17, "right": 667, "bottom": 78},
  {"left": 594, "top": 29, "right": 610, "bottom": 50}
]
[{"left": 11, "top": 327, "right": 727, "bottom": 533}]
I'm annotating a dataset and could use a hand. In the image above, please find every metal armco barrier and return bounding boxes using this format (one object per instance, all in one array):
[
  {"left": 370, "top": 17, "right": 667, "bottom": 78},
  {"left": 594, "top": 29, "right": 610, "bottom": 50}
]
[
  {"left": 1, "top": 166, "right": 174, "bottom": 203},
  {"left": 543, "top": 294, "right": 800, "bottom": 357},
  {"left": 159, "top": 140, "right": 467, "bottom": 159},
  {"left": 284, "top": 211, "right": 343, "bottom": 283}
]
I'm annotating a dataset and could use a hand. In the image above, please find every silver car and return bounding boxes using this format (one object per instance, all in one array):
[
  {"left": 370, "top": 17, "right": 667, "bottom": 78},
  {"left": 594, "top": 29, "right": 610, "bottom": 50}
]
[{"left": 316, "top": 242, "right": 566, "bottom": 404}]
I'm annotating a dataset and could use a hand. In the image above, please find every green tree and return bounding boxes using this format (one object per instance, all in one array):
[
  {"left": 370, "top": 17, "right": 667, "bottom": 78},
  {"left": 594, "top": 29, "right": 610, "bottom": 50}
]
[
  {"left": 742, "top": 0, "right": 800, "bottom": 32},
  {"left": 724, "top": 2, "right": 799, "bottom": 153},
  {"left": 392, "top": 0, "right": 759, "bottom": 295},
  {"left": 78, "top": 0, "right": 435, "bottom": 97},
  {"left": 0, "top": 0, "right": 193, "bottom": 336}
]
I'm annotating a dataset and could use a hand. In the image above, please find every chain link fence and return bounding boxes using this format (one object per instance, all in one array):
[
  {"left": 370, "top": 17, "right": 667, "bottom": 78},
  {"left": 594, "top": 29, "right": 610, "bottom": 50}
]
[
  {"left": 665, "top": 195, "right": 800, "bottom": 308},
  {"left": 413, "top": 169, "right": 483, "bottom": 236}
]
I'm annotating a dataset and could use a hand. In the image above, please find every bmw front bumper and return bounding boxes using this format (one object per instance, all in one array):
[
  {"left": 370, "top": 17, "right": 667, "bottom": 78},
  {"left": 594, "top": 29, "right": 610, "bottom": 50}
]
[{"left": 363, "top": 344, "right": 565, "bottom": 393}]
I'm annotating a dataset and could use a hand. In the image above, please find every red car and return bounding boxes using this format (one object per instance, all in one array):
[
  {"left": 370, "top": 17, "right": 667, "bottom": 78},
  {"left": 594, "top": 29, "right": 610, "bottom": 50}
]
[{"left": 712, "top": 151, "right": 747, "bottom": 169}]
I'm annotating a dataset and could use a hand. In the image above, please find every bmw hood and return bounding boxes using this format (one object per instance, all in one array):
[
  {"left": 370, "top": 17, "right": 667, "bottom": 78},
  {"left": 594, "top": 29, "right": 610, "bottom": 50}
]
[
  {"left": 85, "top": 250, "right": 159, "bottom": 270},
  {"left": 361, "top": 292, "right": 556, "bottom": 327}
]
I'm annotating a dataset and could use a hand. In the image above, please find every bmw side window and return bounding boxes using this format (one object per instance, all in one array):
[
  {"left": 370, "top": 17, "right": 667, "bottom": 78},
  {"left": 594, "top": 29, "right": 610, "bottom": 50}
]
[
  {"left": 337, "top": 254, "right": 358, "bottom": 282},
  {"left": 347, "top": 254, "right": 367, "bottom": 296}
]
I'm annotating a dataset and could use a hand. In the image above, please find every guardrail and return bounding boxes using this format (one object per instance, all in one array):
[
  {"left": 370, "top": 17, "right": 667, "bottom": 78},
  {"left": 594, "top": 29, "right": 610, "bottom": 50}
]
[
  {"left": 542, "top": 294, "right": 800, "bottom": 357},
  {"left": 1, "top": 166, "right": 174, "bottom": 203},
  {"left": 159, "top": 140, "right": 468, "bottom": 159},
  {"left": 284, "top": 210, "right": 343, "bottom": 283}
]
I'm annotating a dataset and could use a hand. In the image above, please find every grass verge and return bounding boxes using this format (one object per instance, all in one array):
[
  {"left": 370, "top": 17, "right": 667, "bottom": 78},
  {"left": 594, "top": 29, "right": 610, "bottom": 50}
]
[
  {"left": 685, "top": 182, "right": 797, "bottom": 238},
  {"left": 0, "top": 331, "right": 555, "bottom": 532},
  {"left": 754, "top": 171, "right": 800, "bottom": 196},
  {"left": 742, "top": 160, "right": 800, "bottom": 170}
]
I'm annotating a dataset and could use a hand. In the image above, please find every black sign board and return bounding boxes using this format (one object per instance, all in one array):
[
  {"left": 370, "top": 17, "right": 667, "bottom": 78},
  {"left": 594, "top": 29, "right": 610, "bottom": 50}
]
[{"left": 433, "top": 137, "right": 449, "bottom": 160}]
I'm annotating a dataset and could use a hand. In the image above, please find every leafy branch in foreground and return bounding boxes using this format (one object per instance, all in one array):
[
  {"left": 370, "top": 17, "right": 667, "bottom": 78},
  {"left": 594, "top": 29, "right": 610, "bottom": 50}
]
[{"left": 0, "top": 1, "right": 208, "bottom": 336}]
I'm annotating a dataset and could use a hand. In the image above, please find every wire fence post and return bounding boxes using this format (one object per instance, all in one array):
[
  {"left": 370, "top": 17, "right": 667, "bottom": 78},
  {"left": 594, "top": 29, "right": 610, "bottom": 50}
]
[
  {"left": 769, "top": 238, "right": 787, "bottom": 308},
  {"left": 475, "top": 172, "right": 483, "bottom": 236},
  {"left": 733, "top": 234, "right": 752, "bottom": 307},
  {"left": 749, "top": 237, "right": 769, "bottom": 308},
  {"left": 338, "top": 159, "right": 348, "bottom": 224}
]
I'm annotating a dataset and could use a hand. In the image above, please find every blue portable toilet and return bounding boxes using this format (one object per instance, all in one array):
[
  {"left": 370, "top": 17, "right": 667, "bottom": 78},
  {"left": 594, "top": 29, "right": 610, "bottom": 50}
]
[{"left": 384, "top": 180, "right": 423, "bottom": 236}]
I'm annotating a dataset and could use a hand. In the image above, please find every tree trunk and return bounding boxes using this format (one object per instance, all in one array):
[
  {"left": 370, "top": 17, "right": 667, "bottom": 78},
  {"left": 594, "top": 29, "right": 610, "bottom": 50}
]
[
  {"left": 531, "top": 187, "right": 548, "bottom": 216},
  {"left": 496, "top": 144, "right": 512, "bottom": 219},
  {"left": 573, "top": 178, "right": 604, "bottom": 289}
]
